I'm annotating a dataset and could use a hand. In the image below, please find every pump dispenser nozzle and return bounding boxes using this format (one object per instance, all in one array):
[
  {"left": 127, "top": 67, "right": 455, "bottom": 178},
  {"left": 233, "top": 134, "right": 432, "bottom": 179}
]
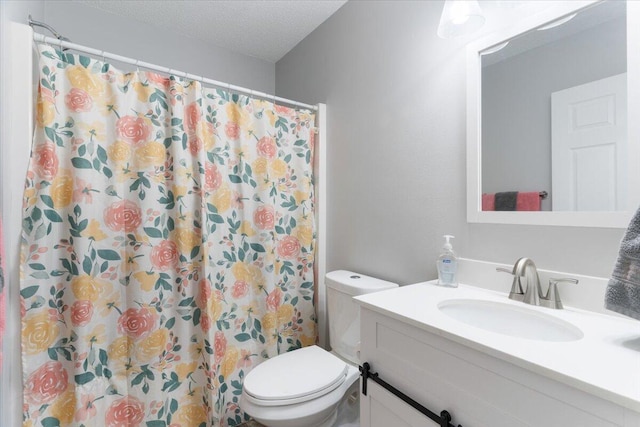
[{"left": 443, "top": 235, "right": 455, "bottom": 250}]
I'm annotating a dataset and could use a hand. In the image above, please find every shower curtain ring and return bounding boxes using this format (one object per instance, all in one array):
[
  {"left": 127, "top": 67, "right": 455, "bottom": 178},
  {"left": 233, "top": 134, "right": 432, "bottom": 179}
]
[
  {"left": 135, "top": 59, "right": 140, "bottom": 73},
  {"left": 100, "top": 50, "right": 105, "bottom": 63}
]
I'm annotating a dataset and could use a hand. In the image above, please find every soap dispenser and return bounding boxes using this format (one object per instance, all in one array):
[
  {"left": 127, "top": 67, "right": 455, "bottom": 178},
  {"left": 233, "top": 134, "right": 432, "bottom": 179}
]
[{"left": 437, "top": 235, "right": 458, "bottom": 287}]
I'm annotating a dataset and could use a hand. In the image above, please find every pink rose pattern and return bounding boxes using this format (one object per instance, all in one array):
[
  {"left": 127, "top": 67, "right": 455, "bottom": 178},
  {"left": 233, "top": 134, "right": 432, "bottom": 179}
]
[
  {"left": 256, "top": 136, "right": 277, "bottom": 159},
  {"left": 71, "top": 300, "right": 94, "bottom": 326},
  {"left": 117, "top": 307, "right": 158, "bottom": 339},
  {"left": 205, "top": 163, "right": 222, "bottom": 192},
  {"left": 253, "top": 205, "right": 275, "bottom": 230},
  {"left": 184, "top": 102, "right": 200, "bottom": 132},
  {"left": 224, "top": 121, "right": 240, "bottom": 140},
  {"left": 277, "top": 236, "right": 301, "bottom": 260},
  {"left": 116, "top": 115, "right": 151, "bottom": 145},
  {"left": 21, "top": 45, "right": 316, "bottom": 427},
  {"left": 34, "top": 142, "right": 59, "bottom": 180},
  {"left": 150, "top": 239, "right": 179, "bottom": 271},
  {"left": 231, "top": 280, "right": 249, "bottom": 299},
  {"left": 24, "top": 361, "right": 68, "bottom": 404},
  {"left": 188, "top": 135, "right": 203, "bottom": 156},
  {"left": 105, "top": 396, "right": 145, "bottom": 427},
  {"left": 103, "top": 200, "right": 143, "bottom": 232},
  {"left": 214, "top": 331, "right": 227, "bottom": 364},
  {"left": 266, "top": 287, "right": 283, "bottom": 312},
  {"left": 65, "top": 88, "right": 93, "bottom": 112},
  {"left": 146, "top": 72, "right": 169, "bottom": 87}
]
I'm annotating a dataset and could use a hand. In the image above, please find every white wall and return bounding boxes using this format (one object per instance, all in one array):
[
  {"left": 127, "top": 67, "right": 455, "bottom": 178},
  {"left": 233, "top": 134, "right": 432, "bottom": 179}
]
[
  {"left": 1, "top": 0, "right": 43, "bottom": 24},
  {"left": 43, "top": 1, "right": 275, "bottom": 93},
  {"left": 0, "top": 3, "right": 45, "bottom": 426},
  {"left": 276, "top": 0, "right": 625, "bottom": 285}
]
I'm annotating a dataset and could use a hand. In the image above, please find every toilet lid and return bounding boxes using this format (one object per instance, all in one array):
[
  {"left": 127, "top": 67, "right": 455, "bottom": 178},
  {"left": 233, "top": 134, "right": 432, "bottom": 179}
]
[{"left": 243, "top": 345, "right": 348, "bottom": 403}]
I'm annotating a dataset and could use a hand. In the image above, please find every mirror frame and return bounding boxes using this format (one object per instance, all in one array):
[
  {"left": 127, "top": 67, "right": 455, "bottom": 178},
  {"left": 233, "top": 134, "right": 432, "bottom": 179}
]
[{"left": 466, "top": 0, "right": 640, "bottom": 228}]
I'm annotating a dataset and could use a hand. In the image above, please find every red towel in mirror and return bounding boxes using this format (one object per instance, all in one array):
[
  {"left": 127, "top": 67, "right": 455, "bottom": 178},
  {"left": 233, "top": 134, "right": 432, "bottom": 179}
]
[
  {"left": 482, "top": 193, "right": 495, "bottom": 211},
  {"left": 516, "top": 192, "right": 541, "bottom": 211}
]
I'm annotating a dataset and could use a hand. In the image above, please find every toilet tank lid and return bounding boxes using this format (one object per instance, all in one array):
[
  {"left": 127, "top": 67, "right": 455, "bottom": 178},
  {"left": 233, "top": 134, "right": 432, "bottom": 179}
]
[{"left": 325, "top": 270, "right": 398, "bottom": 296}]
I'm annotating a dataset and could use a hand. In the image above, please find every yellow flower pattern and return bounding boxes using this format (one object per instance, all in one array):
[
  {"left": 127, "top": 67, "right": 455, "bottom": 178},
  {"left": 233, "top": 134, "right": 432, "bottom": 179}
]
[
  {"left": 135, "top": 141, "right": 166, "bottom": 168},
  {"left": 50, "top": 172, "right": 74, "bottom": 208},
  {"left": 49, "top": 391, "right": 76, "bottom": 425},
  {"left": 108, "top": 140, "right": 131, "bottom": 162},
  {"left": 22, "top": 312, "right": 59, "bottom": 355},
  {"left": 81, "top": 219, "right": 108, "bottom": 241},
  {"left": 136, "top": 328, "right": 169, "bottom": 361},
  {"left": 22, "top": 45, "right": 317, "bottom": 427},
  {"left": 71, "top": 275, "right": 105, "bottom": 302}
]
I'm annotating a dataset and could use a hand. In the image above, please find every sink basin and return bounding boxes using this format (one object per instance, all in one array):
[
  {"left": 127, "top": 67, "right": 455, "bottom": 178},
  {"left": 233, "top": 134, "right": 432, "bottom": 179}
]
[{"left": 438, "top": 299, "right": 584, "bottom": 342}]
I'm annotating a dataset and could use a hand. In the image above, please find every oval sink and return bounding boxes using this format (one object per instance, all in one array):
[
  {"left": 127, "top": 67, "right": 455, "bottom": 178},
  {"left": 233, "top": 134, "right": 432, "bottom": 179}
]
[{"left": 438, "top": 299, "right": 583, "bottom": 342}]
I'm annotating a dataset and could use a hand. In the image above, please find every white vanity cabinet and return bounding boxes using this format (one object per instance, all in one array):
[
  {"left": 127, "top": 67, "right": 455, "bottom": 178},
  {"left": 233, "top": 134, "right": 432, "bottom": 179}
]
[{"left": 356, "top": 285, "right": 640, "bottom": 427}]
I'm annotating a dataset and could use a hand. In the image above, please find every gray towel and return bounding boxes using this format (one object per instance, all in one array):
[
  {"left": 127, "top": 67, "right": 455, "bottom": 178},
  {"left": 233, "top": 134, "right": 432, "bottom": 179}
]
[
  {"left": 605, "top": 207, "right": 640, "bottom": 320},
  {"left": 495, "top": 192, "right": 518, "bottom": 211}
]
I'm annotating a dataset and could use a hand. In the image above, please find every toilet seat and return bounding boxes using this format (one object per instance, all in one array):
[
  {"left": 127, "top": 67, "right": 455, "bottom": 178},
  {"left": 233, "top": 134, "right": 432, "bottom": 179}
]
[{"left": 243, "top": 346, "right": 349, "bottom": 406}]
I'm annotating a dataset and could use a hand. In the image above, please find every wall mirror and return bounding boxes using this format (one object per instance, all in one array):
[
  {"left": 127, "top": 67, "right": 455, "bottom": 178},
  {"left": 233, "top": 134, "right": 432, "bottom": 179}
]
[{"left": 467, "top": 0, "right": 640, "bottom": 227}]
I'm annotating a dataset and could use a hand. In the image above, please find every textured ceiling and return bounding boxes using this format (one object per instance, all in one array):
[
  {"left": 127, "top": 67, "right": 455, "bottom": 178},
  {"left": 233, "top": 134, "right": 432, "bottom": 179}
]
[{"left": 77, "top": 0, "right": 348, "bottom": 63}]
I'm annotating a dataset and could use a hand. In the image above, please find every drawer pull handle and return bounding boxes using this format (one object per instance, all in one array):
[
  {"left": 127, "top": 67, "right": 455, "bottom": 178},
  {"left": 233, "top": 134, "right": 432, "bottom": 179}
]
[{"left": 359, "top": 362, "right": 463, "bottom": 427}]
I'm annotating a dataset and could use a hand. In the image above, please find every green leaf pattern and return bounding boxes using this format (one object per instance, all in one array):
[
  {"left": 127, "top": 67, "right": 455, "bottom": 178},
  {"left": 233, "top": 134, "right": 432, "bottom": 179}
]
[{"left": 21, "top": 45, "right": 317, "bottom": 427}]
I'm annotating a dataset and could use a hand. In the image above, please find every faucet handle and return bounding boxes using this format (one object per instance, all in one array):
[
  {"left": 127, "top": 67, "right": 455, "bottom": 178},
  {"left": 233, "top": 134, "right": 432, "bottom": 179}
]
[
  {"left": 550, "top": 277, "right": 579, "bottom": 285},
  {"left": 496, "top": 266, "right": 524, "bottom": 296},
  {"left": 545, "top": 277, "right": 579, "bottom": 309}
]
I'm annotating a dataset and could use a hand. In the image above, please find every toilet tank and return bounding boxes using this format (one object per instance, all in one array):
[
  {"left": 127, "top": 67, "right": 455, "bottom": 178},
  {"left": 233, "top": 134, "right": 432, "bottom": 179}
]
[{"left": 326, "top": 270, "right": 398, "bottom": 364}]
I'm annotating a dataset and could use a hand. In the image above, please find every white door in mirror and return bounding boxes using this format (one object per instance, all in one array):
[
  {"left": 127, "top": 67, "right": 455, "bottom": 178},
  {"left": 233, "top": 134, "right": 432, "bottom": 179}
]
[{"left": 551, "top": 73, "right": 627, "bottom": 211}]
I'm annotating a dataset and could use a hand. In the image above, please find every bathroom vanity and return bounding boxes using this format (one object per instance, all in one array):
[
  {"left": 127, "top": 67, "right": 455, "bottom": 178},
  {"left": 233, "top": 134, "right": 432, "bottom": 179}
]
[{"left": 355, "top": 283, "right": 640, "bottom": 427}]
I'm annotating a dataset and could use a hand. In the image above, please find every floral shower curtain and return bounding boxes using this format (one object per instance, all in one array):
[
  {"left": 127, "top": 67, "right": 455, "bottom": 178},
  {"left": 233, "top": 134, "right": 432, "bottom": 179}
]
[{"left": 20, "top": 44, "right": 317, "bottom": 427}]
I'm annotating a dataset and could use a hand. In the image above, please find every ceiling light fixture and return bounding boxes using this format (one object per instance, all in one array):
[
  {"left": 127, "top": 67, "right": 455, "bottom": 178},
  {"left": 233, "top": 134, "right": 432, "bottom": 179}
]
[
  {"left": 480, "top": 41, "right": 509, "bottom": 55},
  {"left": 537, "top": 13, "right": 577, "bottom": 31},
  {"left": 437, "top": 0, "right": 486, "bottom": 39}
]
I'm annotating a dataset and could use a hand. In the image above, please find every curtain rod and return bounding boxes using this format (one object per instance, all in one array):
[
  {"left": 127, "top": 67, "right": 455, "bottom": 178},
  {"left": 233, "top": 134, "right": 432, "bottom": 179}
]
[
  {"left": 28, "top": 15, "right": 70, "bottom": 42},
  {"left": 32, "top": 32, "right": 317, "bottom": 111}
]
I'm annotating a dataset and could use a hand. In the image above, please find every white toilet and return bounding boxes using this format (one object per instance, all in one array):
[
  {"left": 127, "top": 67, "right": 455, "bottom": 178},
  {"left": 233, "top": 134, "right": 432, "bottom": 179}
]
[{"left": 241, "top": 270, "right": 398, "bottom": 427}]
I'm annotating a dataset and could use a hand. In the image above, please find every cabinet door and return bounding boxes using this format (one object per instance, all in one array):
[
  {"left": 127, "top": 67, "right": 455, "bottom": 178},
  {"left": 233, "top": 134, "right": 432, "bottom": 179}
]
[{"left": 361, "top": 381, "right": 439, "bottom": 427}]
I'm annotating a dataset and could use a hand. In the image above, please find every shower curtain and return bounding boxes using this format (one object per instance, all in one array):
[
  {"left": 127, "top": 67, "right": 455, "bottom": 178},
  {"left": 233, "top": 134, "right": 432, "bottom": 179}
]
[{"left": 20, "top": 44, "right": 317, "bottom": 427}]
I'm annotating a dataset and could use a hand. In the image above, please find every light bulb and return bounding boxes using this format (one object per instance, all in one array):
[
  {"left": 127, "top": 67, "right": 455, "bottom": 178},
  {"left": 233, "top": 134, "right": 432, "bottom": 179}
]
[{"left": 437, "top": 0, "right": 486, "bottom": 39}]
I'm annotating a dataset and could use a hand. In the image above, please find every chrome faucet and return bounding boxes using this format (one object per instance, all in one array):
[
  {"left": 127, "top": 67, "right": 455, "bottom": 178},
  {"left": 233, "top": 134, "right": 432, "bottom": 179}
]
[
  {"left": 514, "top": 257, "right": 541, "bottom": 305},
  {"left": 497, "top": 257, "right": 578, "bottom": 309}
]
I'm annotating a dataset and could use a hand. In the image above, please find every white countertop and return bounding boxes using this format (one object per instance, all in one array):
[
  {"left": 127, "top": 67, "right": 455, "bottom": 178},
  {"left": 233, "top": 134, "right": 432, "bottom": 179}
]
[{"left": 354, "top": 282, "right": 640, "bottom": 412}]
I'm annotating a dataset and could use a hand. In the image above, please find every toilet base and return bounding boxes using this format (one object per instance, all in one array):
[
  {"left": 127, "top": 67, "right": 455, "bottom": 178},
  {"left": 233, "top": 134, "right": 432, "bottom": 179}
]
[
  {"left": 248, "top": 380, "right": 360, "bottom": 427},
  {"left": 249, "top": 403, "right": 337, "bottom": 427},
  {"left": 315, "top": 409, "right": 337, "bottom": 427},
  {"left": 332, "top": 383, "right": 359, "bottom": 427}
]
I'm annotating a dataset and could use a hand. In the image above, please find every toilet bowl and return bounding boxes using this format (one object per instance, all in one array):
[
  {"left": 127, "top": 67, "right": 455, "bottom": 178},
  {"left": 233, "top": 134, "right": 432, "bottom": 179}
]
[
  {"left": 240, "top": 271, "right": 398, "bottom": 427},
  {"left": 241, "top": 345, "right": 359, "bottom": 427}
]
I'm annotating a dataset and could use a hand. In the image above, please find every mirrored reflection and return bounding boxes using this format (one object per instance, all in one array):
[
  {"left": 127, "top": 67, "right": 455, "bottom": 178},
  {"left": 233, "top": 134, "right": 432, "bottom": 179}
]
[{"left": 481, "top": 1, "right": 627, "bottom": 212}]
